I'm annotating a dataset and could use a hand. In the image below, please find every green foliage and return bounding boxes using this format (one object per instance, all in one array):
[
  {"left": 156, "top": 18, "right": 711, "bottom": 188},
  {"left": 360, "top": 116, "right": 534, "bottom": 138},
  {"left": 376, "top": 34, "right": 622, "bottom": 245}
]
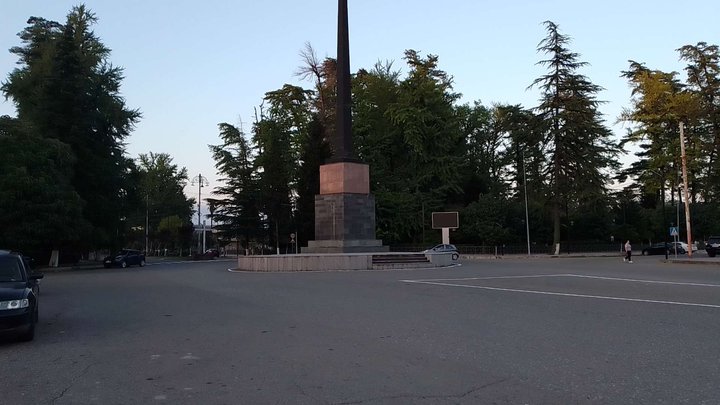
[
  {"left": 1, "top": 6, "right": 140, "bottom": 253},
  {"left": 295, "top": 115, "right": 331, "bottom": 244},
  {"left": 530, "top": 21, "right": 619, "bottom": 248},
  {"left": 210, "top": 35, "right": 718, "bottom": 250},
  {"left": 209, "top": 123, "right": 262, "bottom": 249},
  {"left": 0, "top": 116, "right": 87, "bottom": 254},
  {"left": 130, "top": 152, "right": 194, "bottom": 251},
  {"left": 389, "top": 50, "right": 465, "bottom": 200},
  {"left": 678, "top": 42, "right": 720, "bottom": 201},
  {"left": 456, "top": 194, "right": 512, "bottom": 245}
]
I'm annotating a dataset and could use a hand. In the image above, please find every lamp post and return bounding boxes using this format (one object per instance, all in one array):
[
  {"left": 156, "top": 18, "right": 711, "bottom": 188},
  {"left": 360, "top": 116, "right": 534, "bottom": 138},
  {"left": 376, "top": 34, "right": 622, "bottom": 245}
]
[
  {"left": 191, "top": 174, "right": 209, "bottom": 254},
  {"left": 522, "top": 150, "right": 531, "bottom": 256},
  {"left": 145, "top": 193, "right": 149, "bottom": 255}
]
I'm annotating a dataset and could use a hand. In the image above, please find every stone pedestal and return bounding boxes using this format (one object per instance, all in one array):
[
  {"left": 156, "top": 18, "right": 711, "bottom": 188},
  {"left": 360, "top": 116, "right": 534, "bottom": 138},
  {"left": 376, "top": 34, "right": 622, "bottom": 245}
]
[{"left": 304, "top": 162, "right": 388, "bottom": 253}]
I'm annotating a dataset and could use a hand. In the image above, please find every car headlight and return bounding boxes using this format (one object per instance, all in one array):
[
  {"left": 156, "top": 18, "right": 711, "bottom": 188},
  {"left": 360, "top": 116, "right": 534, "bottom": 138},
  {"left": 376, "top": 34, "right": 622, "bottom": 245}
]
[{"left": 0, "top": 299, "right": 29, "bottom": 310}]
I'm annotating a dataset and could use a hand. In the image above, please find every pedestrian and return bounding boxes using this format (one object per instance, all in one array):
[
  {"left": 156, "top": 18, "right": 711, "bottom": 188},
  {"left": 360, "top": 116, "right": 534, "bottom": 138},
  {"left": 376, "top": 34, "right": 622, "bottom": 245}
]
[{"left": 624, "top": 240, "right": 633, "bottom": 263}]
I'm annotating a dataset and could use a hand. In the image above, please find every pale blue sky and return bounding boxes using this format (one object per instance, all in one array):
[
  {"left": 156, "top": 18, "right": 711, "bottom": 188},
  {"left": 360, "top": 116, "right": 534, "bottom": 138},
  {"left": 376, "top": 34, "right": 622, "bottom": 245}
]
[{"left": 2, "top": 0, "right": 718, "bottom": 200}]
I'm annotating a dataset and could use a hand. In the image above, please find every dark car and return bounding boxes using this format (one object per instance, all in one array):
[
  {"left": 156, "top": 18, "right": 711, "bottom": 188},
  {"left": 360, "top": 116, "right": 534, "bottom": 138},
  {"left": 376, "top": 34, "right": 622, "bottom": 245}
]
[
  {"left": 423, "top": 244, "right": 458, "bottom": 253},
  {"left": 0, "top": 251, "right": 43, "bottom": 341},
  {"left": 641, "top": 243, "right": 683, "bottom": 256},
  {"left": 103, "top": 249, "right": 145, "bottom": 268},
  {"left": 706, "top": 236, "right": 720, "bottom": 257}
]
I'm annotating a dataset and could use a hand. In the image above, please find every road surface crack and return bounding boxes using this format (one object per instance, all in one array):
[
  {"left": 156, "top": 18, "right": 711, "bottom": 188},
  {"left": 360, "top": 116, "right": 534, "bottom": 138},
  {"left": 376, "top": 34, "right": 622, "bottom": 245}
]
[
  {"left": 49, "top": 362, "right": 94, "bottom": 404},
  {"left": 333, "top": 378, "right": 510, "bottom": 404}
]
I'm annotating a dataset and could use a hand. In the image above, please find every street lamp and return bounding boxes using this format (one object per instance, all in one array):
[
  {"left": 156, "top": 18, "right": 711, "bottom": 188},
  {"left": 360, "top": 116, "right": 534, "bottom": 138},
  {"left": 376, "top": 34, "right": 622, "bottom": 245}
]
[
  {"left": 522, "top": 150, "right": 531, "bottom": 256},
  {"left": 191, "top": 174, "right": 209, "bottom": 254}
]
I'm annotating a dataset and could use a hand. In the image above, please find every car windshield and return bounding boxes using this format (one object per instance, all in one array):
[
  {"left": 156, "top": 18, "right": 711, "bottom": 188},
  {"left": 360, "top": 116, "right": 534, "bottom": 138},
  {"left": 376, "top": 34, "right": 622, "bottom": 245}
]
[
  {"left": 0, "top": 256, "right": 24, "bottom": 282},
  {"left": 117, "top": 250, "right": 133, "bottom": 256}
]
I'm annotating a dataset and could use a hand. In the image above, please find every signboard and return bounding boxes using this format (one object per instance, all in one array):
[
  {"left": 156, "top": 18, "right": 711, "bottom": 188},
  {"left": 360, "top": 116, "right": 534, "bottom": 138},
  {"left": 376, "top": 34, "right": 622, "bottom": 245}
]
[
  {"left": 670, "top": 227, "right": 679, "bottom": 237},
  {"left": 432, "top": 212, "right": 459, "bottom": 229}
]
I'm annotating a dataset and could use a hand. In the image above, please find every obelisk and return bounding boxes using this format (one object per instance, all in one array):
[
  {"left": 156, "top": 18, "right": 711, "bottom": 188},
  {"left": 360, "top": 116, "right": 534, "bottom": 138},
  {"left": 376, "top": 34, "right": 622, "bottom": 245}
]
[{"left": 304, "top": 0, "right": 387, "bottom": 253}]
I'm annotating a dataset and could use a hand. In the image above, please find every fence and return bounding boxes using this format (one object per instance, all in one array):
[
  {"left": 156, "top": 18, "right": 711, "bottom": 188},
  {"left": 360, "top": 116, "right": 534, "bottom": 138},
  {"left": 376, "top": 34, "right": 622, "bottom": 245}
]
[{"left": 390, "top": 243, "right": 634, "bottom": 256}]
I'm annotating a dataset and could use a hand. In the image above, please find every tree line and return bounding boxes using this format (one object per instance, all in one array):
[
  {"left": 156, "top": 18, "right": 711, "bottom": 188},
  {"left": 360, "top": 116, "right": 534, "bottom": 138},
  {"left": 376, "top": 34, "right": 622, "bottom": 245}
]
[
  {"left": 0, "top": 6, "right": 194, "bottom": 262},
  {"left": 209, "top": 22, "right": 720, "bottom": 253}
]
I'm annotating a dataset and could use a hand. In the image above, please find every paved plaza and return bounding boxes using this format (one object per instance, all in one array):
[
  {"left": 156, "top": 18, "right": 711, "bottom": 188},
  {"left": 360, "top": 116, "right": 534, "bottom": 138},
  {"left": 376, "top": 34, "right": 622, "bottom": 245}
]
[{"left": 1, "top": 256, "right": 719, "bottom": 404}]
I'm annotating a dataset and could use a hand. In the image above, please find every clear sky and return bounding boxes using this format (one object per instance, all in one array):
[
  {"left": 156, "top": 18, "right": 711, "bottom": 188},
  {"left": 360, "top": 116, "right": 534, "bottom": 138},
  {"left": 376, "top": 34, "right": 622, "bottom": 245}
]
[{"left": 1, "top": 0, "right": 718, "bottom": 202}]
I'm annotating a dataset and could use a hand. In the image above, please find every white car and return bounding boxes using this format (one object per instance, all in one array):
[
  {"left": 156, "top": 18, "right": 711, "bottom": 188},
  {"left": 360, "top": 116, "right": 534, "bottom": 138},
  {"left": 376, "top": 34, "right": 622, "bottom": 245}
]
[{"left": 675, "top": 241, "right": 698, "bottom": 252}]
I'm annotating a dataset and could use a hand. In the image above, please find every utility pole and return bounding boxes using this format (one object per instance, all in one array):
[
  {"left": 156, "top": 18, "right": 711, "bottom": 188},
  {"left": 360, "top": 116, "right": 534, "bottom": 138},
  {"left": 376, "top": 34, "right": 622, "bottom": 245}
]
[
  {"left": 662, "top": 181, "right": 668, "bottom": 260},
  {"left": 523, "top": 150, "right": 531, "bottom": 256},
  {"left": 275, "top": 222, "right": 280, "bottom": 255},
  {"left": 191, "top": 174, "right": 209, "bottom": 254},
  {"left": 421, "top": 201, "right": 425, "bottom": 244},
  {"left": 145, "top": 193, "right": 149, "bottom": 255},
  {"left": 679, "top": 122, "right": 693, "bottom": 257}
]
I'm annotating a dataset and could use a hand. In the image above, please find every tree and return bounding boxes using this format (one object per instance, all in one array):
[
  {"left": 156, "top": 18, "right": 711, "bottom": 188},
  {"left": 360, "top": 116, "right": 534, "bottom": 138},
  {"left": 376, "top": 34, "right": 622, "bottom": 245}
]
[
  {"left": 294, "top": 115, "right": 331, "bottom": 245},
  {"left": 354, "top": 51, "right": 466, "bottom": 244},
  {"left": 389, "top": 50, "right": 465, "bottom": 202},
  {"left": 529, "top": 21, "right": 619, "bottom": 252},
  {"left": 254, "top": 85, "right": 312, "bottom": 250},
  {"left": 209, "top": 123, "right": 261, "bottom": 252},
  {"left": 0, "top": 115, "right": 87, "bottom": 258},
  {"left": 134, "top": 152, "right": 194, "bottom": 252},
  {"left": 2, "top": 6, "right": 140, "bottom": 251},
  {"left": 678, "top": 42, "right": 720, "bottom": 201}
]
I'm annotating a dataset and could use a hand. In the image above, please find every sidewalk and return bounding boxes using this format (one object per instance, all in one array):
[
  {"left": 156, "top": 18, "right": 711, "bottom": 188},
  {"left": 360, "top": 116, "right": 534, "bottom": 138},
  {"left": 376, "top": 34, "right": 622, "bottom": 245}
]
[
  {"left": 37, "top": 256, "right": 226, "bottom": 272},
  {"left": 462, "top": 252, "right": 622, "bottom": 260},
  {"left": 666, "top": 256, "right": 720, "bottom": 266},
  {"left": 462, "top": 251, "right": 720, "bottom": 266}
]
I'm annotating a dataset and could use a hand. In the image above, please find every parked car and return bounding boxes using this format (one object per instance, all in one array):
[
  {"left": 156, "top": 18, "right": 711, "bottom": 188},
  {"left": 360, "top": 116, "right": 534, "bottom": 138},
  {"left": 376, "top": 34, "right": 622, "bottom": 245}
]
[
  {"left": 103, "top": 249, "right": 145, "bottom": 268},
  {"left": 641, "top": 243, "right": 684, "bottom": 256},
  {"left": 673, "top": 241, "right": 697, "bottom": 253},
  {"left": 669, "top": 242, "right": 688, "bottom": 254},
  {"left": 0, "top": 250, "right": 43, "bottom": 341},
  {"left": 423, "top": 244, "right": 458, "bottom": 253},
  {"left": 205, "top": 249, "right": 220, "bottom": 258},
  {"left": 706, "top": 236, "right": 720, "bottom": 257}
]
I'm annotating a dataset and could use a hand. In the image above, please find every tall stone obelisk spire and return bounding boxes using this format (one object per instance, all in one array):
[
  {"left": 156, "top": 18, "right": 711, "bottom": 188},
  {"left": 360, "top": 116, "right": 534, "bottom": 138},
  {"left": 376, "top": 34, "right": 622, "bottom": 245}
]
[{"left": 333, "top": 0, "right": 354, "bottom": 162}]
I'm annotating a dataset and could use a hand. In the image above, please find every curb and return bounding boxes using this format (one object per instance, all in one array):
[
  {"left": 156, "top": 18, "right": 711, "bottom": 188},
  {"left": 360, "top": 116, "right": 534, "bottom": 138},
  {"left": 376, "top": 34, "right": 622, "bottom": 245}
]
[
  {"left": 462, "top": 253, "right": 622, "bottom": 260},
  {"left": 665, "top": 259, "right": 720, "bottom": 266},
  {"left": 39, "top": 258, "right": 236, "bottom": 272}
]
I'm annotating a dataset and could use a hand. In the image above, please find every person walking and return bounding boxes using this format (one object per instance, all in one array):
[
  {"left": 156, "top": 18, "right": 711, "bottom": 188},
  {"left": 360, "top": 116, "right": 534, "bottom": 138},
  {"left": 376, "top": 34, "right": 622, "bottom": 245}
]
[{"left": 624, "top": 240, "right": 633, "bottom": 263}]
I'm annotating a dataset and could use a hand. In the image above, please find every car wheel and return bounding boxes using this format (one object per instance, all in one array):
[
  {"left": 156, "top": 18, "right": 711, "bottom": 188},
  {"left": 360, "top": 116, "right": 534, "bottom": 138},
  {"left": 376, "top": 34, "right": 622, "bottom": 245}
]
[
  {"left": 642, "top": 251, "right": 647, "bottom": 256},
  {"left": 709, "top": 252, "right": 716, "bottom": 258},
  {"left": 139, "top": 259, "right": 145, "bottom": 267},
  {"left": 121, "top": 261, "right": 127, "bottom": 268}
]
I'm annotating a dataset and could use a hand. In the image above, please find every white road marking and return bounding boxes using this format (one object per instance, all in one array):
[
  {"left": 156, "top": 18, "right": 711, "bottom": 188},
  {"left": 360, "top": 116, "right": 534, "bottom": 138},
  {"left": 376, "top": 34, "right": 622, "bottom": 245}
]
[
  {"left": 401, "top": 279, "right": 720, "bottom": 309},
  {"left": 146, "top": 259, "right": 235, "bottom": 266},
  {"left": 565, "top": 274, "right": 720, "bottom": 288},
  {"left": 400, "top": 274, "right": 570, "bottom": 283}
]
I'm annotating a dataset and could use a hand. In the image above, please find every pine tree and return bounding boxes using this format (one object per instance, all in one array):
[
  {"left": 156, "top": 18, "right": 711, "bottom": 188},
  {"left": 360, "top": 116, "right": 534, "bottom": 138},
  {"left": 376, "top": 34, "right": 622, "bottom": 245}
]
[
  {"left": 529, "top": 21, "right": 619, "bottom": 252},
  {"left": 209, "top": 123, "right": 261, "bottom": 253}
]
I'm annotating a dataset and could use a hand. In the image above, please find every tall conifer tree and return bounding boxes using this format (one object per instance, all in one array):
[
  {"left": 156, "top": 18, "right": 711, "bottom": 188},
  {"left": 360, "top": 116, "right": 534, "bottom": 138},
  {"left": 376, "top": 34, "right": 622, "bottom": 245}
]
[{"left": 529, "top": 21, "right": 618, "bottom": 251}]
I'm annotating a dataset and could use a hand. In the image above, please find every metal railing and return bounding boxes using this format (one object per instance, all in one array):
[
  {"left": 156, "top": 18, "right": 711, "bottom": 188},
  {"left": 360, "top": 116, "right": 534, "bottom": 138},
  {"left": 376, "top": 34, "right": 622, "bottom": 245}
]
[{"left": 390, "top": 243, "right": 629, "bottom": 256}]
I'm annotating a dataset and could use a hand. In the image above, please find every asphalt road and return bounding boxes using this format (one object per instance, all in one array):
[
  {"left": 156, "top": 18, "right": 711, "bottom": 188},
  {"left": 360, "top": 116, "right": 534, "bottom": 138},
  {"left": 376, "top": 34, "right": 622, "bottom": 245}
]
[{"left": 1, "top": 256, "right": 719, "bottom": 404}]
